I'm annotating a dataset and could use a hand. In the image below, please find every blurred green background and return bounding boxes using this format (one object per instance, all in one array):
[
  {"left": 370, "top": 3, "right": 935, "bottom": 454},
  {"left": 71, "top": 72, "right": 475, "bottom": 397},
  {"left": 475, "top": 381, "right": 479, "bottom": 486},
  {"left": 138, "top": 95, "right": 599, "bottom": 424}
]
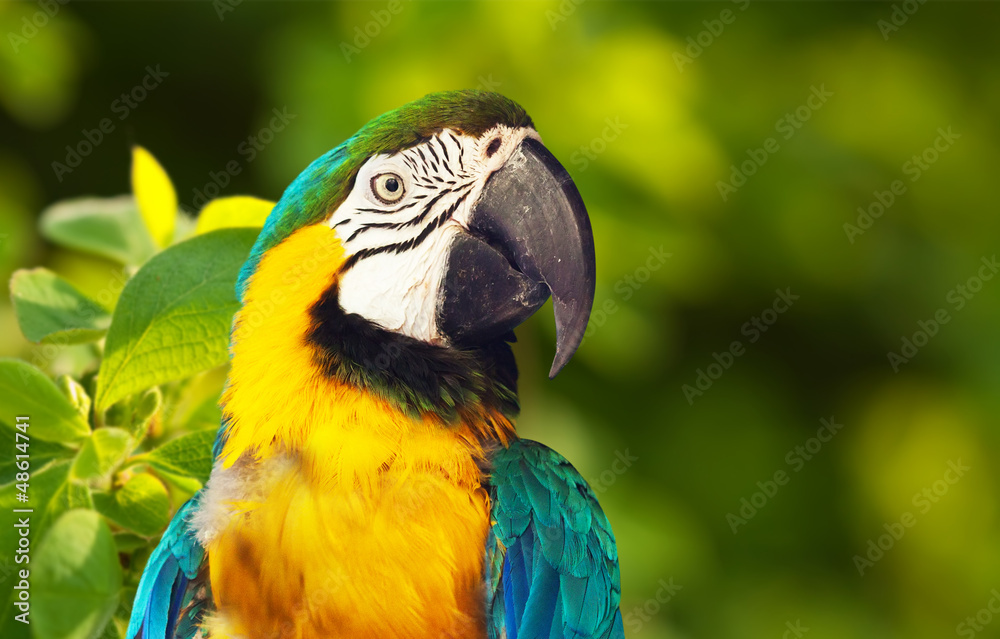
[{"left": 2, "top": 1, "right": 1000, "bottom": 637}]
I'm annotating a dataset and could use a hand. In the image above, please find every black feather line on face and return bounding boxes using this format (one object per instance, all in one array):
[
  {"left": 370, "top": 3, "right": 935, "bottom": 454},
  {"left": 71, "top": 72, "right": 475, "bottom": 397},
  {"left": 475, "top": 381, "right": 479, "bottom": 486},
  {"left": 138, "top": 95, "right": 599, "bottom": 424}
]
[
  {"left": 305, "top": 280, "right": 519, "bottom": 421},
  {"left": 347, "top": 185, "right": 470, "bottom": 243},
  {"left": 355, "top": 199, "right": 421, "bottom": 216},
  {"left": 449, "top": 133, "right": 465, "bottom": 173},
  {"left": 436, "top": 135, "right": 451, "bottom": 164},
  {"left": 426, "top": 141, "right": 440, "bottom": 165},
  {"left": 339, "top": 189, "right": 470, "bottom": 272}
]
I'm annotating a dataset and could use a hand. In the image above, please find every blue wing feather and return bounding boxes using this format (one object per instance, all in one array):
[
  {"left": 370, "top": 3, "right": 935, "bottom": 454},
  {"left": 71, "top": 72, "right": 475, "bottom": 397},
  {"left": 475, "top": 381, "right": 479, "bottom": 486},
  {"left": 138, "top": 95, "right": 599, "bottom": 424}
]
[
  {"left": 127, "top": 496, "right": 207, "bottom": 639},
  {"left": 486, "top": 439, "right": 624, "bottom": 639}
]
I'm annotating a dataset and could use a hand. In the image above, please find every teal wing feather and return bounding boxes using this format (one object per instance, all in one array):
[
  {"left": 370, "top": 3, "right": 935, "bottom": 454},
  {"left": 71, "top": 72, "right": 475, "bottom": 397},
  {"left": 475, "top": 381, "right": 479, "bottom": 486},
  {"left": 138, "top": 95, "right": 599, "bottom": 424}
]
[
  {"left": 485, "top": 439, "right": 624, "bottom": 639},
  {"left": 127, "top": 494, "right": 210, "bottom": 639}
]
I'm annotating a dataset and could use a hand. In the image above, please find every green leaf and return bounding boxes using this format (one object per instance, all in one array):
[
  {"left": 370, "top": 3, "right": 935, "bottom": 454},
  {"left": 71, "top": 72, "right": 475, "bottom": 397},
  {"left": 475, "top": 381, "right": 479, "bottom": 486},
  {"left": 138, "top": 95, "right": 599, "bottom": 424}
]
[
  {"left": 0, "top": 606, "right": 29, "bottom": 639},
  {"left": 72, "top": 428, "right": 132, "bottom": 481},
  {"left": 113, "top": 532, "right": 148, "bottom": 553},
  {"left": 31, "top": 463, "right": 94, "bottom": 537},
  {"left": 43, "top": 480, "right": 95, "bottom": 535},
  {"left": 155, "top": 469, "right": 204, "bottom": 494},
  {"left": 93, "top": 473, "right": 170, "bottom": 536},
  {"left": 130, "top": 387, "right": 163, "bottom": 440},
  {"left": 100, "top": 387, "right": 163, "bottom": 442},
  {"left": 144, "top": 428, "right": 216, "bottom": 485},
  {"left": 184, "top": 393, "right": 223, "bottom": 432},
  {"left": 57, "top": 374, "right": 93, "bottom": 421},
  {"left": 0, "top": 359, "right": 91, "bottom": 444},
  {"left": 95, "top": 228, "right": 257, "bottom": 411},
  {"left": 9, "top": 268, "right": 111, "bottom": 344},
  {"left": 32, "top": 510, "right": 123, "bottom": 639},
  {"left": 39, "top": 195, "right": 158, "bottom": 265},
  {"left": 100, "top": 617, "right": 127, "bottom": 639}
]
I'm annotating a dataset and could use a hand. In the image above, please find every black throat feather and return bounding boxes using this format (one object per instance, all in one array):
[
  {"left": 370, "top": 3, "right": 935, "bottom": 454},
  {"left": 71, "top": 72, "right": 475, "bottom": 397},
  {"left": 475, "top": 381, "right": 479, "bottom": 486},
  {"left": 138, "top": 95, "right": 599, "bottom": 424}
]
[{"left": 306, "top": 280, "right": 520, "bottom": 422}]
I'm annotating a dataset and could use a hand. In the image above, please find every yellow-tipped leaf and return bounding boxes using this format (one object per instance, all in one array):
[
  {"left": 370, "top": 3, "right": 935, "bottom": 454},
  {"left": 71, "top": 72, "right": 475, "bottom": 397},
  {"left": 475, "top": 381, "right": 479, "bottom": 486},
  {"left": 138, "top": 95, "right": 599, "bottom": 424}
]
[
  {"left": 131, "top": 145, "right": 177, "bottom": 248},
  {"left": 195, "top": 196, "right": 274, "bottom": 234}
]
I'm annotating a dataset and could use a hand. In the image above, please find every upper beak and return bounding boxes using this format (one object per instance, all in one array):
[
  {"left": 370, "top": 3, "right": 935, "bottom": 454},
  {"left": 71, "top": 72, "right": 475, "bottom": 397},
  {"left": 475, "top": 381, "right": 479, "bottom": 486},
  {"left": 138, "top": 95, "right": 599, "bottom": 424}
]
[{"left": 438, "top": 137, "right": 596, "bottom": 378}]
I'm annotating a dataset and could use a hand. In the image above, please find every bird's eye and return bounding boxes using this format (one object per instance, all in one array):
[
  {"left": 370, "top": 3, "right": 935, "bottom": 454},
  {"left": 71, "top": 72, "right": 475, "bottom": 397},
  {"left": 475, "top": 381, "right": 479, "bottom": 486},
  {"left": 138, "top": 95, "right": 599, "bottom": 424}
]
[
  {"left": 485, "top": 137, "right": 502, "bottom": 158},
  {"left": 370, "top": 172, "right": 405, "bottom": 204}
]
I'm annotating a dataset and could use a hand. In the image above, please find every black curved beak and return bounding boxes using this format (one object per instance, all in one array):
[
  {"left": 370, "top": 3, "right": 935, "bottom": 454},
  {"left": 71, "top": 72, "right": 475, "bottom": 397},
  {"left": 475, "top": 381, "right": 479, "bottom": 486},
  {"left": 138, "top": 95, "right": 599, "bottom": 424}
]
[{"left": 438, "top": 137, "right": 596, "bottom": 378}]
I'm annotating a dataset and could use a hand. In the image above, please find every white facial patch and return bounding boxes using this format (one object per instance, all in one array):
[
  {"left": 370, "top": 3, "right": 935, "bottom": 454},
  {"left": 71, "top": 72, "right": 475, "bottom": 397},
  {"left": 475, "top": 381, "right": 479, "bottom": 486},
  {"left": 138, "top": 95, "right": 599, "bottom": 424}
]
[
  {"left": 337, "top": 226, "right": 458, "bottom": 343},
  {"left": 328, "top": 124, "right": 540, "bottom": 343}
]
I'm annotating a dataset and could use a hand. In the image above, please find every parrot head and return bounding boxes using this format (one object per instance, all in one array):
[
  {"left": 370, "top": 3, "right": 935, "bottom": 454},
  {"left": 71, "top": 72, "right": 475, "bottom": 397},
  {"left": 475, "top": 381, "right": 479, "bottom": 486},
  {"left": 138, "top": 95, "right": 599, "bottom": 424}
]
[{"left": 232, "top": 90, "right": 594, "bottom": 421}]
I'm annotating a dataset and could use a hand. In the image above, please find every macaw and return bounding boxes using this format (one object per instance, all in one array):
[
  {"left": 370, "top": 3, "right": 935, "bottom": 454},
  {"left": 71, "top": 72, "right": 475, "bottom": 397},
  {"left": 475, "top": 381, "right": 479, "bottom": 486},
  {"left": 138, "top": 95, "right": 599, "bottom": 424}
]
[{"left": 127, "top": 90, "right": 623, "bottom": 639}]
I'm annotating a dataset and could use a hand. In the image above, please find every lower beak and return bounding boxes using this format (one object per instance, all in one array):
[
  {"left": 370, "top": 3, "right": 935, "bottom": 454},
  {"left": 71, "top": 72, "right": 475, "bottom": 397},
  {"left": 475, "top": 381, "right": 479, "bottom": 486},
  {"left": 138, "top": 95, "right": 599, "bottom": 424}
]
[{"left": 438, "top": 137, "right": 596, "bottom": 378}]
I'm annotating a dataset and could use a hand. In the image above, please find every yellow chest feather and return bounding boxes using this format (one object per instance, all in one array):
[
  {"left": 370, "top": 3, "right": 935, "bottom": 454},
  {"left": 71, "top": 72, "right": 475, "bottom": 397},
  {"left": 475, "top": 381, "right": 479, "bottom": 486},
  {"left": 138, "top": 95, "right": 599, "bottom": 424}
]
[
  {"left": 203, "top": 225, "right": 509, "bottom": 638},
  {"left": 205, "top": 437, "right": 491, "bottom": 639}
]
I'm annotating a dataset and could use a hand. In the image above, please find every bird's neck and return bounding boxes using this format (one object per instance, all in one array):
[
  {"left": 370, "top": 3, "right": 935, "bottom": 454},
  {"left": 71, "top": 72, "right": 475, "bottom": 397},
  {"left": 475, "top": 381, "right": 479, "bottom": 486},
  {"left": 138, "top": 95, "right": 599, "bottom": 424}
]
[{"left": 218, "top": 225, "right": 516, "bottom": 485}]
